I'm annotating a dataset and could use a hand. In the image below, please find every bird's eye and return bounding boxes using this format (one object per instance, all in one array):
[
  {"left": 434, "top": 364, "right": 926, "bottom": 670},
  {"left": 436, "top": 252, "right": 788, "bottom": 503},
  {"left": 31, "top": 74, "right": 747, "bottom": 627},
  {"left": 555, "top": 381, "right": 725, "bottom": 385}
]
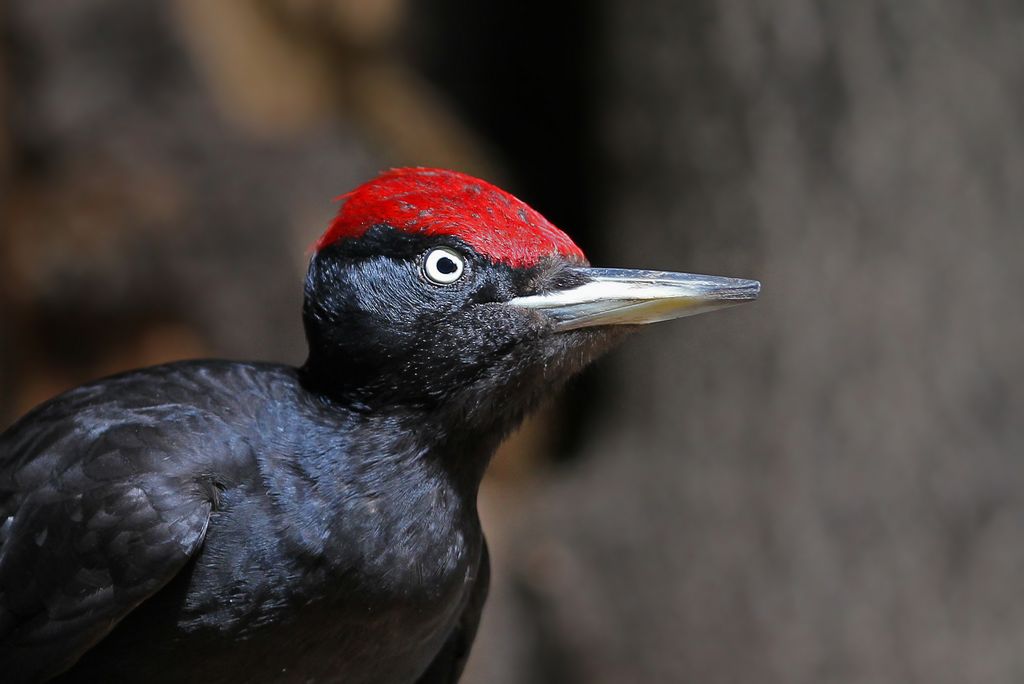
[{"left": 423, "top": 248, "right": 466, "bottom": 285}]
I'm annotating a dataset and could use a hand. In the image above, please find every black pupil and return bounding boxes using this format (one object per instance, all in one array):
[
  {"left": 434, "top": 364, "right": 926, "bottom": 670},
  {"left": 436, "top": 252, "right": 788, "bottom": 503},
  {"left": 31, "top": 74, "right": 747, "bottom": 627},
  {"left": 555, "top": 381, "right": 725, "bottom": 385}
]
[{"left": 437, "top": 257, "right": 458, "bottom": 275}]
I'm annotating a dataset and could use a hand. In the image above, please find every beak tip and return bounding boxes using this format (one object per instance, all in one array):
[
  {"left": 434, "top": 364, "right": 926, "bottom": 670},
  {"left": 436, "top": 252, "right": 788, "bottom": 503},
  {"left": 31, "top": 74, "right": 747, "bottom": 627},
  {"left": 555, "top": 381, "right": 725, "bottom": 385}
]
[{"left": 712, "top": 277, "right": 760, "bottom": 304}]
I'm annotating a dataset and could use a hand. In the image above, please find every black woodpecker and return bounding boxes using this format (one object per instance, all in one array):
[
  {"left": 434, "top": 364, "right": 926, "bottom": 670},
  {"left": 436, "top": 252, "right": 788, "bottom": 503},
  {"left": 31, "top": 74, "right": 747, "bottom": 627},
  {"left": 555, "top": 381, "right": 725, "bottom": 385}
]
[{"left": 0, "top": 168, "right": 760, "bottom": 682}]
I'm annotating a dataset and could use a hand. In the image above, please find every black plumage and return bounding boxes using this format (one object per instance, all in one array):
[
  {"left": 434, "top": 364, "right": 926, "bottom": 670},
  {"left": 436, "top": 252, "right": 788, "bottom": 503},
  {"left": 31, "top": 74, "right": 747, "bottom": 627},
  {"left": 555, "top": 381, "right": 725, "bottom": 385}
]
[{"left": 2, "top": 359, "right": 494, "bottom": 683}]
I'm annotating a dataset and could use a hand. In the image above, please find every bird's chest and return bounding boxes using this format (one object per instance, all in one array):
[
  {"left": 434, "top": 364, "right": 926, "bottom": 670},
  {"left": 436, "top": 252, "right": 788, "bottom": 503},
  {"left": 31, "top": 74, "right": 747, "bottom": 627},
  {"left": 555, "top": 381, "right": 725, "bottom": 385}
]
[{"left": 160, "top": 485, "right": 480, "bottom": 681}]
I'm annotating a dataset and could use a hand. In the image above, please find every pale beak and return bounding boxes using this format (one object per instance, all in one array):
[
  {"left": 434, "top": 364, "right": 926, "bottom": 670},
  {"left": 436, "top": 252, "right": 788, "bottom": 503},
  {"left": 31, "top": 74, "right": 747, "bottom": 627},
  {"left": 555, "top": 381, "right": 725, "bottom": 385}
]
[{"left": 508, "top": 267, "right": 761, "bottom": 331}]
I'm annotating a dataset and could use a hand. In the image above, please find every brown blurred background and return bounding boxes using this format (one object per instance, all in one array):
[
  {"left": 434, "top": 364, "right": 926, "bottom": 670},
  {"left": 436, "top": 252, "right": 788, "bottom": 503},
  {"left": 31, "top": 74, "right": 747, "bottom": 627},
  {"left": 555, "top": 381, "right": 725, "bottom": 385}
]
[{"left": 2, "top": 1, "right": 1023, "bottom": 682}]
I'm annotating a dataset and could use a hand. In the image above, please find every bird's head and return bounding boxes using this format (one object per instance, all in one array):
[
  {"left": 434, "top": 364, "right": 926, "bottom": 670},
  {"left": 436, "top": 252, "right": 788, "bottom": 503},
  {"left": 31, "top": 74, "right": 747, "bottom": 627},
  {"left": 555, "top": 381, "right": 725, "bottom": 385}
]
[{"left": 302, "top": 168, "right": 759, "bottom": 439}]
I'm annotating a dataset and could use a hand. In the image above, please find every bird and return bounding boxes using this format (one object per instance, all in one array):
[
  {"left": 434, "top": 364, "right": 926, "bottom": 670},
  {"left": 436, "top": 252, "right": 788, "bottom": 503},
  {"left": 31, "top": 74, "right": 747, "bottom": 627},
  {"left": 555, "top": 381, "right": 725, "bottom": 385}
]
[{"left": 0, "top": 167, "right": 759, "bottom": 683}]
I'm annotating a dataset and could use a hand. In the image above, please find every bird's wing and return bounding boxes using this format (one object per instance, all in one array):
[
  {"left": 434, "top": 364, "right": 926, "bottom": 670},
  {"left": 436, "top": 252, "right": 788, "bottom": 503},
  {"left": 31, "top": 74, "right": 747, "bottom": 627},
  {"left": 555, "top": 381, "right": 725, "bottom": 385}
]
[
  {"left": 0, "top": 384, "right": 217, "bottom": 681},
  {"left": 416, "top": 539, "right": 491, "bottom": 684},
  {"left": 0, "top": 477, "right": 212, "bottom": 680}
]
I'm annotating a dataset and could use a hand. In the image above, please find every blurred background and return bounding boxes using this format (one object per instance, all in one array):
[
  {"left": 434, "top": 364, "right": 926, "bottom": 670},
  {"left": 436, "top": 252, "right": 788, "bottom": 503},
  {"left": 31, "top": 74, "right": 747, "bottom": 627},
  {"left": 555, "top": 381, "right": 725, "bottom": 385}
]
[{"left": 2, "top": 1, "right": 1023, "bottom": 682}]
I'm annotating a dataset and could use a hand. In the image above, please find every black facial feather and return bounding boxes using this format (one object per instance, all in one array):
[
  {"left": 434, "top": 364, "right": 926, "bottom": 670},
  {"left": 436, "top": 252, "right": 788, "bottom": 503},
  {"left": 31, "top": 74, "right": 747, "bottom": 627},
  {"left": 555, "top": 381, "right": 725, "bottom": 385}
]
[{"left": 301, "top": 226, "right": 612, "bottom": 439}]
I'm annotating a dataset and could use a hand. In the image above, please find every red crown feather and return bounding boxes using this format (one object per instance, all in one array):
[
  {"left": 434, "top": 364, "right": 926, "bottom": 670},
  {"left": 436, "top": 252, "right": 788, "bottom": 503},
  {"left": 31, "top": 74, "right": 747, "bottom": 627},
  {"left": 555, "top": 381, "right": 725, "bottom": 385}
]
[{"left": 315, "top": 168, "right": 586, "bottom": 268}]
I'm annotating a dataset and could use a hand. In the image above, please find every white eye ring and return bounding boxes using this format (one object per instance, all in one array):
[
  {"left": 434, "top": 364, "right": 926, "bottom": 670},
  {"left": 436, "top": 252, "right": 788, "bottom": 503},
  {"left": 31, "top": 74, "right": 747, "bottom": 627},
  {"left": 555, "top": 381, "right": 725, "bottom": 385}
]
[{"left": 423, "top": 247, "right": 466, "bottom": 285}]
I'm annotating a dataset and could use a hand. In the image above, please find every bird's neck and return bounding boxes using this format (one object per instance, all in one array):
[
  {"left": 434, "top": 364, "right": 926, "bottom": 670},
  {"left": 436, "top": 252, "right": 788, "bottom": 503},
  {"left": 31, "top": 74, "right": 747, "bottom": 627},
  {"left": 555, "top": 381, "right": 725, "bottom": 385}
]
[
  {"left": 297, "top": 370, "right": 520, "bottom": 497},
  {"left": 298, "top": 353, "right": 540, "bottom": 489}
]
